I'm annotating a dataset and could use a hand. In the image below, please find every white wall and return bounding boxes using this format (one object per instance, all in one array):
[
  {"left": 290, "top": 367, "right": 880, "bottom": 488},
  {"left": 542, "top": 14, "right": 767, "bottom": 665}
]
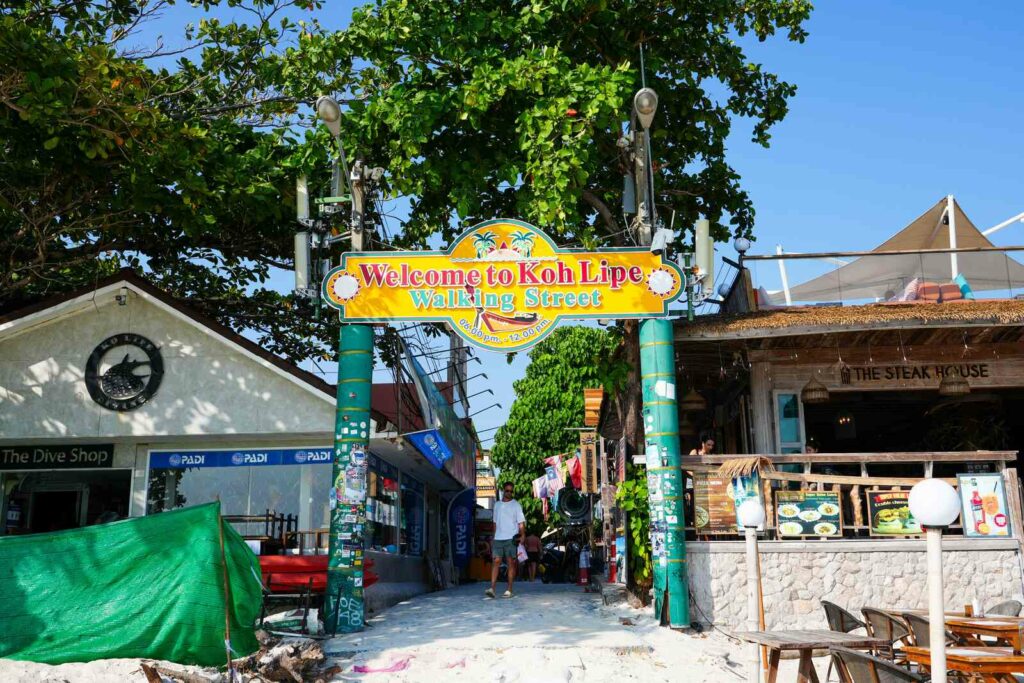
[{"left": 0, "top": 286, "right": 335, "bottom": 440}]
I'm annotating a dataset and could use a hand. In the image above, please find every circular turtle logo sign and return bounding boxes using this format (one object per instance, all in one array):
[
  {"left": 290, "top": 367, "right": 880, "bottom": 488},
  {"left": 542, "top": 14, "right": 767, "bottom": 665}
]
[
  {"left": 322, "top": 219, "right": 684, "bottom": 352},
  {"left": 84, "top": 334, "right": 164, "bottom": 411}
]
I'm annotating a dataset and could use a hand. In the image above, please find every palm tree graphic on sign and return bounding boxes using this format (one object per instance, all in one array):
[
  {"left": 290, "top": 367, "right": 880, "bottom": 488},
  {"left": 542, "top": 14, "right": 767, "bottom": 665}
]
[
  {"left": 509, "top": 230, "right": 536, "bottom": 258},
  {"left": 472, "top": 230, "right": 498, "bottom": 258}
]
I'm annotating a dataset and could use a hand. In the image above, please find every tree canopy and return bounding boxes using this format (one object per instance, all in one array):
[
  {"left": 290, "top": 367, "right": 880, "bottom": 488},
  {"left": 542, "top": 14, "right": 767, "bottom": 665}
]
[
  {"left": 490, "top": 325, "right": 621, "bottom": 529},
  {"left": 1, "top": 0, "right": 812, "bottom": 365}
]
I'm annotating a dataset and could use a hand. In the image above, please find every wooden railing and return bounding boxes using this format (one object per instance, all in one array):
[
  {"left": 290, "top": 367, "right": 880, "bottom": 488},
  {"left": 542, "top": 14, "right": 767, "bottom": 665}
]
[{"left": 679, "top": 451, "right": 1021, "bottom": 541}]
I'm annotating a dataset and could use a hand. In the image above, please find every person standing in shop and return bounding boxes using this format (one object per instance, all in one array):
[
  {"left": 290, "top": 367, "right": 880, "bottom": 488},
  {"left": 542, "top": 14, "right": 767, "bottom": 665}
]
[{"left": 486, "top": 481, "right": 526, "bottom": 599}]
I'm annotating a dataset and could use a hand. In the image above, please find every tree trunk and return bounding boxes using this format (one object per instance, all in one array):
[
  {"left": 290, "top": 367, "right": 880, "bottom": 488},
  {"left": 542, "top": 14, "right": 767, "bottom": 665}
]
[{"left": 620, "top": 319, "right": 652, "bottom": 605}]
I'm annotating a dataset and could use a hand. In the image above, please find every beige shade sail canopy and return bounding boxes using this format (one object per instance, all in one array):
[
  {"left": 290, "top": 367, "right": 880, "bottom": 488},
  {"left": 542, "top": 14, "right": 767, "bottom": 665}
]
[{"left": 770, "top": 198, "right": 1024, "bottom": 304}]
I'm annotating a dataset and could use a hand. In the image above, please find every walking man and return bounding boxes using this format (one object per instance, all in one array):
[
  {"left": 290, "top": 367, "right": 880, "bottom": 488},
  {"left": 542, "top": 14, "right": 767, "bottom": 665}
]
[{"left": 487, "top": 481, "right": 526, "bottom": 598}]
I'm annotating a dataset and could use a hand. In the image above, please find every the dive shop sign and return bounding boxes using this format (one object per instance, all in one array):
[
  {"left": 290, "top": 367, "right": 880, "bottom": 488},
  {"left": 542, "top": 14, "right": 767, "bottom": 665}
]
[{"left": 322, "top": 220, "right": 684, "bottom": 352}]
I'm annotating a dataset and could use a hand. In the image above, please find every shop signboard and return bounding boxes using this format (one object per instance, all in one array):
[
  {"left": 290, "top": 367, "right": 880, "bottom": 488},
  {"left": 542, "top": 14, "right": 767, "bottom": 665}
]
[
  {"left": 579, "top": 431, "right": 598, "bottom": 494},
  {"left": 865, "top": 490, "right": 922, "bottom": 536},
  {"left": 691, "top": 471, "right": 763, "bottom": 534},
  {"left": 448, "top": 488, "right": 476, "bottom": 569},
  {"left": 402, "top": 350, "right": 475, "bottom": 488},
  {"left": 0, "top": 444, "right": 114, "bottom": 470},
  {"left": 323, "top": 220, "right": 683, "bottom": 353},
  {"left": 958, "top": 473, "right": 1011, "bottom": 537},
  {"left": 692, "top": 472, "right": 736, "bottom": 534},
  {"left": 776, "top": 491, "right": 842, "bottom": 537},
  {"left": 149, "top": 447, "right": 332, "bottom": 469}
]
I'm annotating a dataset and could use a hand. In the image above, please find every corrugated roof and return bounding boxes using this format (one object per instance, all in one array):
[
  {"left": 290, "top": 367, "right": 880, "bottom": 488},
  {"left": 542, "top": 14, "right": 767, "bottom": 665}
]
[{"left": 676, "top": 299, "right": 1024, "bottom": 340}]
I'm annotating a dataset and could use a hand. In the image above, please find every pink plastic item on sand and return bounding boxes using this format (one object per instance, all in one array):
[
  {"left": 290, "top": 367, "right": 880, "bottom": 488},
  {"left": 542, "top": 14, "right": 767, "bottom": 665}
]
[{"left": 352, "top": 656, "right": 413, "bottom": 673}]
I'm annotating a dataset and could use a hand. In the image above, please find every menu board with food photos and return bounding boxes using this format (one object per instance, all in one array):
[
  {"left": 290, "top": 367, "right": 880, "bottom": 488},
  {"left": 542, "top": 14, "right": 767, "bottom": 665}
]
[
  {"left": 776, "top": 490, "right": 842, "bottom": 537},
  {"left": 865, "top": 490, "right": 922, "bottom": 536},
  {"left": 692, "top": 472, "right": 736, "bottom": 534}
]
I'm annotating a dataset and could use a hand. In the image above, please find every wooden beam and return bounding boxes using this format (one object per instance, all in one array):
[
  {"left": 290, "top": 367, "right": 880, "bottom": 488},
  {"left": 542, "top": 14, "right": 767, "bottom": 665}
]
[
  {"left": 747, "top": 343, "right": 1023, "bottom": 364},
  {"left": 761, "top": 471, "right": 956, "bottom": 487},
  {"left": 681, "top": 451, "right": 1018, "bottom": 466}
]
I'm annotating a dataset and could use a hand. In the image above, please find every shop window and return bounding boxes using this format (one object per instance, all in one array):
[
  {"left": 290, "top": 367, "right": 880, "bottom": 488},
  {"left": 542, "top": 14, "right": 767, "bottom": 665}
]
[
  {"left": 775, "top": 392, "right": 805, "bottom": 453},
  {"left": 366, "top": 455, "right": 399, "bottom": 553},
  {"left": 146, "top": 463, "right": 322, "bottom": 537},
  {"left": 401, "top": 475, "right": 425, "bottom": 556}
]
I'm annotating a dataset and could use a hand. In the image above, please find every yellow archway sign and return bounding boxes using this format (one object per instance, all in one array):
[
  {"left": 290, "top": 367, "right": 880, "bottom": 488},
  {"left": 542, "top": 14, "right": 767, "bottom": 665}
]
[{"left": 322, "top": 219, "right": 684, "bottom": 352}]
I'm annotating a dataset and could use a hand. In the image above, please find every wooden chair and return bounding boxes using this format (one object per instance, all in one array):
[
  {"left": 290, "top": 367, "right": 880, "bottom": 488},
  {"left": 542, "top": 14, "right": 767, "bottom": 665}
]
[
  {"left": 862, "top": 607, "right": 911, "bottom": 662},
  {"left": 829, "top": 646, "right": 927, "bottom": 683},
  {"left": 986, "top": 599, "right": 1022, "bottom": 616}
]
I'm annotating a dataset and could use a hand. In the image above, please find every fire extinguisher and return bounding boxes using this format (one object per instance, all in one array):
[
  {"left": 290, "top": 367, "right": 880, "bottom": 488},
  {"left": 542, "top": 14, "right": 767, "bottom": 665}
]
[{"left": 577, "top": 545, "right": 591, "bottom": 590}]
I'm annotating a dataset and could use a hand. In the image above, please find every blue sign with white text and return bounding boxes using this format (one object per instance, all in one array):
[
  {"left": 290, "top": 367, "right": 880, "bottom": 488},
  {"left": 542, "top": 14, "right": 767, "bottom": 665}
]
[
  {"left": 149, "top": 447, "right": 333, "bottom": 469},
  {"left": 449, "top": 488, "right": 476, "bottom": 569},
  {"left": 403, "top": 429, "right": 453, "bottom": 469}
]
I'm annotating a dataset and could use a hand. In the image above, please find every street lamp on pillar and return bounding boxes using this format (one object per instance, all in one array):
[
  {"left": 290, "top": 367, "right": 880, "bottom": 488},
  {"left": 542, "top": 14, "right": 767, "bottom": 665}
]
[
  {"left": 737, "top": 500, "right": 766, "bottom": 683},
  {"left": 908, "top": 479, "right": 961, "bottom": 678}
]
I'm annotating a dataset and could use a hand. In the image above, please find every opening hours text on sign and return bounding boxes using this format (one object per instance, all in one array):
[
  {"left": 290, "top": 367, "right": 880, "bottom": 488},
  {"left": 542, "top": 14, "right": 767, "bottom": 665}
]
[{"left": 322, "top": 219, "right": 684, "bottom": 352}]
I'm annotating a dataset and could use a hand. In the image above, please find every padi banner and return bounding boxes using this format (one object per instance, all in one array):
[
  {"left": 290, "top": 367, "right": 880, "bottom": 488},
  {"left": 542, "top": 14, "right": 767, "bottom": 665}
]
[
  {"left": 323, "top": 219, "right": 684, "bottom": 352},
  {"left": 150, "top": 446, "right": 332, "bottom": 469},
  {"left": 448, "top": 488, "right": 476, "bottom": 569}
]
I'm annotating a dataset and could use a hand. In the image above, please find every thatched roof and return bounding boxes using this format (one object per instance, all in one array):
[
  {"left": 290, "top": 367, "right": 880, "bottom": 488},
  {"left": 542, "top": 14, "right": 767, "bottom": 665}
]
[{"left": 676, "top": 299, "right": 1024, "bottom": 341}]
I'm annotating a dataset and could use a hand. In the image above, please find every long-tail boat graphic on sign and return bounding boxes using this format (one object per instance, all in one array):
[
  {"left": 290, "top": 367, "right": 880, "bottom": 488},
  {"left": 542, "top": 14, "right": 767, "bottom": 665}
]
[{"left": 322, "top": 219, "right": 683, "bottom": 352}]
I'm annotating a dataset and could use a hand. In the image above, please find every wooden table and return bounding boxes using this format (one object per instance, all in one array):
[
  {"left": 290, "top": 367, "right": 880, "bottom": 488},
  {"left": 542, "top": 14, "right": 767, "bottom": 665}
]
[
  {"left": 735, "top": 630, "right": 890, "bottom": 683},
  {"left": 946, "top": 617, "right": 1024, "bottom": 653},
  {"left": 905, "top": 645, "right": 1024, "bottom": 682}
]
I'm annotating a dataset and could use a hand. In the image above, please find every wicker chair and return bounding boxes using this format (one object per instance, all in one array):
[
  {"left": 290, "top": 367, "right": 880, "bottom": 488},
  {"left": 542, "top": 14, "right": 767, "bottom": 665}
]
[
  {"left": 986, "top": 599, "right": 1022, "bottom": 616},
  {"left": 902, "top": 613, "right": 967, "bottom": 681},
  {"left": 862, "top": 607, "right": 911, "bottom": 662},
  {"left": 823, "top": 601, "right": 868, "bottom": 681},
  {"left": 829, "top": 646, "right": 928, "bottom": 683},
  {"left": 824, "top": 601, "right": 867, "bottom": 634}
]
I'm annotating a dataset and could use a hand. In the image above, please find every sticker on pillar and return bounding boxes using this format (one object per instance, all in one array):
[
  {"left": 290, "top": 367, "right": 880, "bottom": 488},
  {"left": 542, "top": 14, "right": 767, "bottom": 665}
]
[
  {"left": 645, "top": 443, "right": 660, "bottom": 468},
  {"left": 654, "top": 380, "right": 675, "bottom": 399}
]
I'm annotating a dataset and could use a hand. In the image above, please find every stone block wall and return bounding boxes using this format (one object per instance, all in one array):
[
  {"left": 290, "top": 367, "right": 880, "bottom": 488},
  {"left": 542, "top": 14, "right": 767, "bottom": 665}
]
[{"left": 688, "top": 539, "right": 1024, "bottom": 630}]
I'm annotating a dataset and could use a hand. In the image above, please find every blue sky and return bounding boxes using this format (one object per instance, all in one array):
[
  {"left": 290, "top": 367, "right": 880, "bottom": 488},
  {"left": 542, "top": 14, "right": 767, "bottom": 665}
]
[{"left": 138, "top": 1, "right": 1024, "bottom": 444}]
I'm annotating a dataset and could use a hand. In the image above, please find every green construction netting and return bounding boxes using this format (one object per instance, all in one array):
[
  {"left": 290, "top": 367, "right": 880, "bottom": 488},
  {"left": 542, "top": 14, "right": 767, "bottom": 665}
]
[{"left": 0, "top": 502, "right": 262, "bottom": 666}]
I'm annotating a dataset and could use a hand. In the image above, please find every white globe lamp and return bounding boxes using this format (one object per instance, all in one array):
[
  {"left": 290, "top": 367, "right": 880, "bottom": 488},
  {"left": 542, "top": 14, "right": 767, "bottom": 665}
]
[
  {"left": 908, "top": 478, "right": 961, "bottom": 527},
  {"left": 734, "top": 237, "right": 752, "bottom": 254},
  {"left": 737, "top": 499, "right": 766, "bottom": 529}
]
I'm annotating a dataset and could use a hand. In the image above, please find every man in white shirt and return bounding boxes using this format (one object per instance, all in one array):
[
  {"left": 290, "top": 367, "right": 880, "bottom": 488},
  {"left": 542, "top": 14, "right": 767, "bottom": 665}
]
[{"left": 487, "top": 481, "right": 526, "bottom": 598}]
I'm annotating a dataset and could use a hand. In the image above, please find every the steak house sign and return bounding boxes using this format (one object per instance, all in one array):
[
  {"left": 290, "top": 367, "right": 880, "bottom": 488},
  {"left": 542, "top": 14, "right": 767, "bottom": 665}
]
[
  {"left": 321, "top": 219, "right": 684, "bottom": 352},
  {"left": 840, "top": 363, "right": 991, "bottom": 386}
]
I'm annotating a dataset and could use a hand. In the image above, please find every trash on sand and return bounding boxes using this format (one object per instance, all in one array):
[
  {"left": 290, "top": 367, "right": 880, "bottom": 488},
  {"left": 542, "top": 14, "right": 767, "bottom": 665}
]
[
  {"left": 352, "top": 655, "right": 413, "bottom": 673},
  {"left": 619, "top": 618, "right": 635, "bottom": 626}
]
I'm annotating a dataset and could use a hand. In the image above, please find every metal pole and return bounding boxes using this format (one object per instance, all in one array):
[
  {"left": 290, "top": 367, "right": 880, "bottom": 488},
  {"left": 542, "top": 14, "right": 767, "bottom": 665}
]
[
  {"left": 744, "top": 527, "right": 762, "bottom": 683},
  {"left": 639, "top": 318, "right": 689, "bottom": 627},
  {"left": 776, "top": 245, "right": 792, "bottom": 306},
  {"left": 947, "top": 194, "right": 959, "bottom": 280},
  {"left": 324, "top": 163, "right": 371, "bottom": 634},
  {"left": 926, "top": 526, "right": 947, "bottom": 677}
]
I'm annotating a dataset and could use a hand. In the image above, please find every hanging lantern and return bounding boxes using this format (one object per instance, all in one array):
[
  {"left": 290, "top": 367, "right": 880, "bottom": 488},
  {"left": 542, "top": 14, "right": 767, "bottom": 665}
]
[
  {"left": 800, "top": 376, "right": 830, "bottom": 404},
  {"left": 938, "top": 367, "right": 970, "bottom": 397},
  {"left": 680, "top": 389, "right": 708, "bottom": 413}
]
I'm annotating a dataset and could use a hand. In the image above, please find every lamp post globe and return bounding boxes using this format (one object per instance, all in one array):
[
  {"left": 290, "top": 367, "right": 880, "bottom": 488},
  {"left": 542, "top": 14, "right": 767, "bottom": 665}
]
[
  {"left": 633, "top": 88, "right": 658, "bottom": 129},
  {"left": 737, "top": 499, "right": 766, "bottom": 529},
  {"left": 909, "top": 478, "right": 961, "bottom": 527},
  {"left": 734, "top": 237, "right": 752, "bottom": 254},
  {"left": 315, "top": 95, "right": 342, "bottom": 137}
]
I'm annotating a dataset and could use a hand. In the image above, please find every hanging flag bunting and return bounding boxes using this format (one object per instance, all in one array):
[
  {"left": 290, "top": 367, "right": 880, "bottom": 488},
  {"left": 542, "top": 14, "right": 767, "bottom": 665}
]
[
  {"left": 566, "top": 455, "right": 583, "bottom": 490},
  {"left": 532, "top": 475, "right": 550, "bottom": 499}
]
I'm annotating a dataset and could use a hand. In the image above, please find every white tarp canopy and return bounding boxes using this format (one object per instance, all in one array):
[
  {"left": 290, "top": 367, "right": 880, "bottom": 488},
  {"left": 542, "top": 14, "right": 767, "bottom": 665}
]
[{"left": 772, "top": 198, "right": 1024, "bottom": 304}]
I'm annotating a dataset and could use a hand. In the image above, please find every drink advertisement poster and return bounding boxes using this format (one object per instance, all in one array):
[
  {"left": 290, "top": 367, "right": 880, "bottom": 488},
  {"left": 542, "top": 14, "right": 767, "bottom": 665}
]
[
  {"left": 865, "top": 490, "right": 922, "bottom": 536},
  {"left": 731, "top": 473, "right": 764, "bottom": 532},
  {"left": 776, "top": 491, "right": 842, "bottom": 537},
  {"left": 957, "top": 473, "right": 1011, "bottom": 537}
]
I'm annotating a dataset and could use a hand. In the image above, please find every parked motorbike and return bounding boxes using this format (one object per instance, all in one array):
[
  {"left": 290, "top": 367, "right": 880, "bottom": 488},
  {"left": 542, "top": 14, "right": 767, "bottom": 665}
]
[{"left": 540, "top": 540, "right": 580, "bottom": 584}]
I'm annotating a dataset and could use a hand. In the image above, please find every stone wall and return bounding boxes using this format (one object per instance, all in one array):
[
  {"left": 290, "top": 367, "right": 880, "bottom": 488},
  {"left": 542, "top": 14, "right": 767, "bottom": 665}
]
[{"left": 688, "top": 539, "right": 1024, "bottom": 630}]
